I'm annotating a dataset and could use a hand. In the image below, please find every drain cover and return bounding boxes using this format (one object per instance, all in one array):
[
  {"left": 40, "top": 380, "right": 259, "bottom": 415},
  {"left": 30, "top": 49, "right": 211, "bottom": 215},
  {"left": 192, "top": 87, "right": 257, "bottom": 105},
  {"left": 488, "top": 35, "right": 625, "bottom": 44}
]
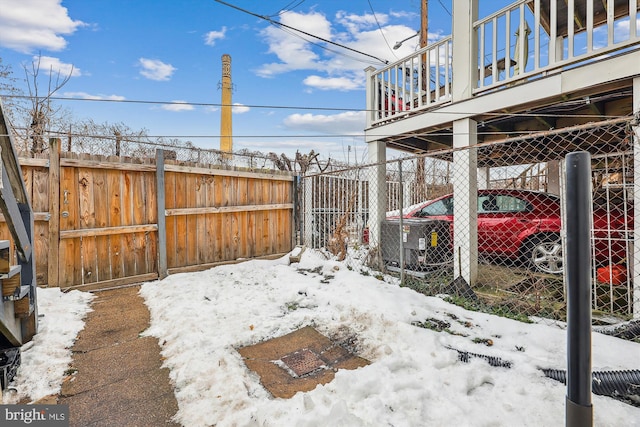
[{"left": 280, "top": 348, "right": 325, "bottom": 377}]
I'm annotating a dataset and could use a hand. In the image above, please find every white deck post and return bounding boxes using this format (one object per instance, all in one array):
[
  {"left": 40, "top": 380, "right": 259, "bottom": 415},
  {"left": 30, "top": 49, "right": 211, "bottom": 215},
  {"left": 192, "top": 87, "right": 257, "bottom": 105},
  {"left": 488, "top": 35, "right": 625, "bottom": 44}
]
[
  {"left": 303, "top": 174, "right": 313, "bottom": 247},
  {"left": 451, "top": 1, "right": 478, "bottom": 102},
  {"left": 450, "top": 0, "right": 479, "bottom": 285},
  {"left": 367, "top": 140, "right": 387, "bottom": 248},
  {"left": 453, "top": 119, "right": 479, "bottom": 285},
  {"left": 364, "top": 65, "right": 388, "bottom": 250}
]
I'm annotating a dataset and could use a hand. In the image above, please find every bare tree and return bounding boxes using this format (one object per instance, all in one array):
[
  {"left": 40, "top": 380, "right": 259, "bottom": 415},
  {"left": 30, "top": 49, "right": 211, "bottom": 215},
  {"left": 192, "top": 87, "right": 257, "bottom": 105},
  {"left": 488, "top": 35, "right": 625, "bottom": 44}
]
[
  {"left": 268, "top": 149, "right": 331, "bottom": 174},
  {"left": 24, "top": 54, "right": 73, "bottom": 154},
  {"left": 0, "top": 58, "right": 30, "bottom": 150}
]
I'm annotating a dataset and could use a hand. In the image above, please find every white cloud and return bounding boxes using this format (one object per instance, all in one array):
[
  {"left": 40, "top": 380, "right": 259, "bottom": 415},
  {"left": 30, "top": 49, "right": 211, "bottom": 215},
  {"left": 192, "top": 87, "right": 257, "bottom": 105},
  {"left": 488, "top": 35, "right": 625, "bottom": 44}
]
[
  {"left": 63, "top": 91, "right": 125, "bottom": 101},
  {"left": 138, "top": 58, "right": 176, "bottom": 81},
  {"left": 0, "top": 0, "right": 85, "bottom": 53},
  {"left": 335, "top": 11, "right": 384, "bottom": 34},
  {"left": 204, "top": 27, "right": 227, "bottom": 46},
  {"left": 253, "top": 9, "right": 417, "bottom": 91},
  {"left": 255, "top": 11, "right": 332, "bottom": 78},
  {"left": 236, "top": 138, "right": 343, "bottom": 156},
  {"left": 232, "top": 103, "right": 250, "bottom": 114},
  {"left": 161, "top": 101, "right": 194, "bottom": 112},
  {"left": 283, "top": 111, "right": 365, "bottom": 135},
  {"left": 613, "top": 17, "right": 640, "bottom": 41},
  {"left": 303, "top": 75, "right": 363, "bottom": 91},
  {"left": 33, "top": 56, "right": 81, "bottom": 77}
]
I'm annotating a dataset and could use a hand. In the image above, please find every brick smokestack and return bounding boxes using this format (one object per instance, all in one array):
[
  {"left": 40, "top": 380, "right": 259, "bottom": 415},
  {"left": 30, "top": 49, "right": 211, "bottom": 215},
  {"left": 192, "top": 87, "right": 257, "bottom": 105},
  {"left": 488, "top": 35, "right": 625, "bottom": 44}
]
[{"left": 220, "top": 54, "right": 232, "bottom": 157}]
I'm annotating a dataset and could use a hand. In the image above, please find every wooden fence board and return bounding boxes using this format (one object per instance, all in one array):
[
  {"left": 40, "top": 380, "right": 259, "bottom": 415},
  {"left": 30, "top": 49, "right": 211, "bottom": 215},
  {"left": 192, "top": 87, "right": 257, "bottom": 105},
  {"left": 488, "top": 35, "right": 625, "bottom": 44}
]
[
  {"left": 164, "top": 171, "right": 177, "bottom": 269},
  {"left": 132, "top": 171, "right": 147, "bottom": 275},
  {"left": 144, "top": 165, "right": 158, "bottom": 274},
  {"left": 58, "top": 156, "right": 79, "bottom": 286},
  {"left": 93, "top": 162, "right": 110, "bottom": 281},
  {"left": 122, "top": 171, "right": 136, "bottom": 277},
  {"left": 174, "top": 171, "right": 188, "bottom": 267},
  {"left": 107, "top": 168, "right": 124, "bottom": 279},
  {"left": 220, "top": 176, "right": 231, "bottom": 261},
  {"left": 79, "top": 167, "right": 98, "bottom": 284},
  {"left": 206, "top": 177, "right": 217, "bottom": 263},
  {"left": 195, "top": 176, "right": 208, "bottom": 264},
  {"left": 32, "top": 167, "right": 50, "bottom": 285},
  {"left": 186, "top": 173, "right": 198, "bottom": 266}
]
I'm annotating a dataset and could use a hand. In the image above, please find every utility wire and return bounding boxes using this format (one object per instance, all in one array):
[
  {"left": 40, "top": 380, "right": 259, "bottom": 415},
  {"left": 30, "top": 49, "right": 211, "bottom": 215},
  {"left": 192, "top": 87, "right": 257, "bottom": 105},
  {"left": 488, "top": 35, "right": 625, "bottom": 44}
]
[
  {"left": 269, "top": 0, "right": 305, "bottom": 17},
  {"left": 274, "top": 24, "right": 383, "bottom": 67},
  {"left": 0, "top": 93, "right": 629, "bottom": 121},
  {"left": 437, "top": 0, "right": 451, "bottom": 16},
  {"left": 367, "top": 0, "right": 398, "bottom": 60},
  {"left": 213, "top": 0, "right": 389, "bottom": 64},
  {"left": 6, "top": 122, "right": 631, "bottom": 140}
]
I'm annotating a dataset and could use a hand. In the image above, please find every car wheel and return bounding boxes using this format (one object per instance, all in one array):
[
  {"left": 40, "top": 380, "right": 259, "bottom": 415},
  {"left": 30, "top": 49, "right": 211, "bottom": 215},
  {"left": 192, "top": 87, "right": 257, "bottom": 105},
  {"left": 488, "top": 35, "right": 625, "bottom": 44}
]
[{"left": 525, "top": 235, "right": 563, "bottom": 274}]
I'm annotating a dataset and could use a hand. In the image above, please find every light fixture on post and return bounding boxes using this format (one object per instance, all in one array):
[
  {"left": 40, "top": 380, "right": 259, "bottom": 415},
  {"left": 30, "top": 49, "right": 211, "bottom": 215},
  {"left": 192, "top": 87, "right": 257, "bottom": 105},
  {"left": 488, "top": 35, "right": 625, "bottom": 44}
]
[{"left": 393, "top": 32, "right": 419, "bottom": 49}]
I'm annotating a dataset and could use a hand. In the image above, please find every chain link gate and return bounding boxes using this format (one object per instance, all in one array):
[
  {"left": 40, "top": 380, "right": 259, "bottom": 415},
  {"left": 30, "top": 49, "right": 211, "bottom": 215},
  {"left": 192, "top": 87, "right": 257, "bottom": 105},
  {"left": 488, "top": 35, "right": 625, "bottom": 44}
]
[{"left": 299, "top": 117, "right": 639, "bottom": 326}]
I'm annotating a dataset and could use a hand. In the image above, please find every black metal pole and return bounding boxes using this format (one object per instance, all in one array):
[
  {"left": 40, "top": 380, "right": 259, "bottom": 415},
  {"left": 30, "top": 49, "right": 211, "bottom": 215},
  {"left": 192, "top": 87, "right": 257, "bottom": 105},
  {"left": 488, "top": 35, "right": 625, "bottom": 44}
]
[
  {"left": 564, "top": 151, "right": 593, "bottom": 427},
  {"left": 398, "top": 160, "right": 405, "bottom": 285}
]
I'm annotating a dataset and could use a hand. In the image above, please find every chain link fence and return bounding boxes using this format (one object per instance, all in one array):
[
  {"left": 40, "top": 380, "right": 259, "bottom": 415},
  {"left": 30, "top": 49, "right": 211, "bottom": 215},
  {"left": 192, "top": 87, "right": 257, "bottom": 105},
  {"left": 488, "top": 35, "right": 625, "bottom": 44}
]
[
  {"left": 15, "top": 131, "right": 290, "bottom": 172},
  {"left": 299, "top": 117, "right": 639, "bottom": 328}
]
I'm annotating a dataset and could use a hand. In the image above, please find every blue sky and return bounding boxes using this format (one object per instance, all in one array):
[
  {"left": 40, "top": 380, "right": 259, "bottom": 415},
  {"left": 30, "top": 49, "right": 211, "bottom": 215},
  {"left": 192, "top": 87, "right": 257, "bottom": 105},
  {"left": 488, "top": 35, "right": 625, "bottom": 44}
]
[{"left": 0, "top": 0, "right": 469, "bottom": 161}]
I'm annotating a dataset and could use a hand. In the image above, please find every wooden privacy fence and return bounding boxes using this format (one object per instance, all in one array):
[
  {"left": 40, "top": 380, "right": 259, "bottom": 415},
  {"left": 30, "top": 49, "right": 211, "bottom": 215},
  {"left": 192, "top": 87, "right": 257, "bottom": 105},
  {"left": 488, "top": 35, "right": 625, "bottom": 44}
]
[{"left": 0, "top": 139, "right": 294, "bottom": 291}]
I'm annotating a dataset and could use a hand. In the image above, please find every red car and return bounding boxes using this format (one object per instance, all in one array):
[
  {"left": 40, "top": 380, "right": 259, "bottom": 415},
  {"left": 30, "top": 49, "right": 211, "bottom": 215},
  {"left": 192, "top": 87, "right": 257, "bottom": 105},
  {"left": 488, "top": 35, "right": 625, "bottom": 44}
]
[{"left": 377, "top": 189, "right": 631, "bottom": 274}]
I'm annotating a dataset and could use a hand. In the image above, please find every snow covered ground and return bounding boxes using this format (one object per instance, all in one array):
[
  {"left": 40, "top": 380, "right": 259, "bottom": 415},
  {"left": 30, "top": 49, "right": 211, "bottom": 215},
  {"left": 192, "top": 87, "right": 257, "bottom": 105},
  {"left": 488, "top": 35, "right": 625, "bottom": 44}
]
[
  {"left": 2, "top": 288, "right": 94, "bottom": 404},
  {"left": 3, "top": 250, "right": 639, "bottom": 426}
]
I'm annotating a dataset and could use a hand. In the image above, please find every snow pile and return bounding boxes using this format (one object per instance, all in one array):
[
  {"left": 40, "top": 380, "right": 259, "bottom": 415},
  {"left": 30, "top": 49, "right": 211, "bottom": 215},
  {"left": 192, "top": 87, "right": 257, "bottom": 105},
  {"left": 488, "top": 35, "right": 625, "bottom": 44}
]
[
  {"left": 140, "top": 250, "right": 640, "bottom": 427},
  {"left": 2, "top": 288, "right": 94, "bottom": 403}
]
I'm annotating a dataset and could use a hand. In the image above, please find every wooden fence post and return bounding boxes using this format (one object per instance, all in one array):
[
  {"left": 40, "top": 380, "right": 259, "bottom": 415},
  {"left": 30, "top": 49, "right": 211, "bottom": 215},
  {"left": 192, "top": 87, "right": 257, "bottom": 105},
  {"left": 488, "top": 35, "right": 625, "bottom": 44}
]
[
  {"left": 156, "top": 149, "right": 168, "bottom": 279},
  {"left": 48, "top": 138, "right": 61, "bottom": 287}
]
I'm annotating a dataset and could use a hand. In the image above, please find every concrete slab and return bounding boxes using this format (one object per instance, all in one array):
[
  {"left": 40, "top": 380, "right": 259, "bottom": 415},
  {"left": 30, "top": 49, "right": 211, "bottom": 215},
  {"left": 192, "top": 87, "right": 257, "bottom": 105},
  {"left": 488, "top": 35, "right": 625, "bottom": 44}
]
[
  {"left": 238, "top": 326, "right": 370, "bottom": 399},
  {"left": 58, "top": 286, "right": 179, "bottom": 427}
]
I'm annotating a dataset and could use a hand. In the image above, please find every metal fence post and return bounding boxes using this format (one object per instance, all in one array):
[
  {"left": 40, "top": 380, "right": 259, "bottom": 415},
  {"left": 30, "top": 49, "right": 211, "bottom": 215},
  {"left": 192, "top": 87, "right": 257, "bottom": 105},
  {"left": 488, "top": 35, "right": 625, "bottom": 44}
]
[
  {"left": 292, "top": 174, "right": 300, "bottom": 246},
  {"left": 156, "top": 149, "right": 168, "bottom": 279},
  {"left": 565, "top": 151, "right": 593, "bottom": 427},
  {"left": 398, "top": 160, "right": 405, "bottom": 284}
]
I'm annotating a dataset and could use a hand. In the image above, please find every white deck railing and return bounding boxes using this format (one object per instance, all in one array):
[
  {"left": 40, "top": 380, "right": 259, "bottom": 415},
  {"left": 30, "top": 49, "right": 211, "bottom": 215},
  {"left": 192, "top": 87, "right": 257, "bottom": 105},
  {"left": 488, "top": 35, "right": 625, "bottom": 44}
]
[
  {"left": 368, "top": 0, "right": 640, "bottom": 126},
  {"left": 476, "top": 0, "right": 639, "bottom": 92},
  {"left": 368, "top": 36, "right": 452, "bottom": 126}
]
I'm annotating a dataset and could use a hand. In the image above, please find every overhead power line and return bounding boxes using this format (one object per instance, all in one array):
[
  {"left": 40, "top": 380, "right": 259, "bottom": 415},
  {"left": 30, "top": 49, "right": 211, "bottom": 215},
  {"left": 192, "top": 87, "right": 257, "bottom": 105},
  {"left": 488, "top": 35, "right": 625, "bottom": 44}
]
[
  {"left": 213, "top": 0, "right": 389, "bottom": 65},
  {"left": 367, "top": 0, "right": 398, "bottom": 59},
  {"left": 0, "top": 93, "right": 631, "bottom": 121}
]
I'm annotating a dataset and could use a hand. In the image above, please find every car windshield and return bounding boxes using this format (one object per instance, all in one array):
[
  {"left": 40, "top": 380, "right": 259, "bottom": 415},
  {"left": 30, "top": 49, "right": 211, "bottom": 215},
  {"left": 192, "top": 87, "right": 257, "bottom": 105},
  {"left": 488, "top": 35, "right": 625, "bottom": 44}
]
[
  {"left": 416, "top": 193, "right": 533, "bottom": 217},
  {"left": 417, "top": 197, "right": 453, "bottom": 216}
]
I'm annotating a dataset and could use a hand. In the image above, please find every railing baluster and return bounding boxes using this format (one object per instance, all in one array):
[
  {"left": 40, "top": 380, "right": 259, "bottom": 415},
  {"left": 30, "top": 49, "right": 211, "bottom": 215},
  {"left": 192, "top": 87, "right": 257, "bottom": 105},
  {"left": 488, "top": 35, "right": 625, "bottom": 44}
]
[
  {"left": 518, "top": 3, "right": 526, "bottom": 75},
  {"left": 410, "top": 56, "right": 415, "bottom": 112},
  {"left": 550, "top": 0, "right": 558, "bottom": 63},
  {"left": 445, "top": 40, "right": 451, "bottom": 98},
  {"left": 375, "top": 73, "right": 380, "bottom": 120},
  {"left": 478, "top": 22, "right": 485, "bottom": 87},
  {"left": 568, "top": 0, "right": 575, "bottom": 59},
  {"left": 631, "top": 0, "right": 638, "bottom": 39},
  {"left": 608, "top": 0, "right": 615, "bottom": 45},
  {"left": 435, "top": 40, "right": 441, "bottom": 97},
  {"left": 422, "top": 47, "right": 427, "bottom": 107},
  {"left": 505, "top": 10, "right": 512, "bottom": 78},
  {"left": 587, "top": 0, "right": 594, "bottom": 53},
  {"left": 492, "top": 17, "right": 498, "bottom": 84},
  {"left": 534, "top": 0, "right": 541, "bottom": 69}
]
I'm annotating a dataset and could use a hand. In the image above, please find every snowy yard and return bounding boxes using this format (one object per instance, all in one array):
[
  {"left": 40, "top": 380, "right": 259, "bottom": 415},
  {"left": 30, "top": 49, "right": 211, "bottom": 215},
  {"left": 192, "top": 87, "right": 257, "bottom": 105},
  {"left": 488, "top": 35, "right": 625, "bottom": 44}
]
[{"left": 4, "top": 249, "right": 640, "bottom": 426}]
